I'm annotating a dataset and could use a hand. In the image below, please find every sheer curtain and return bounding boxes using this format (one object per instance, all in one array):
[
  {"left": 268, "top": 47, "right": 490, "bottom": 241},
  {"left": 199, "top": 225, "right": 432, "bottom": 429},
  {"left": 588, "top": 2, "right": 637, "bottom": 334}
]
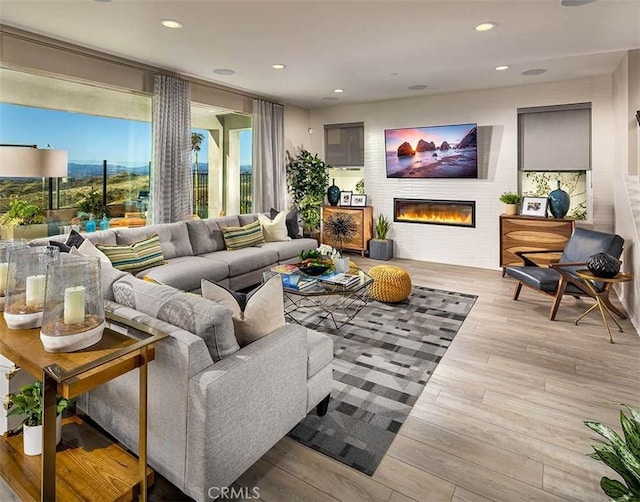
[
  {"left": 252, "top": 99, "right": 285, "bottom": 212},
  {"left": 151, "top": 74, "right": 192, "bottom": 224}
]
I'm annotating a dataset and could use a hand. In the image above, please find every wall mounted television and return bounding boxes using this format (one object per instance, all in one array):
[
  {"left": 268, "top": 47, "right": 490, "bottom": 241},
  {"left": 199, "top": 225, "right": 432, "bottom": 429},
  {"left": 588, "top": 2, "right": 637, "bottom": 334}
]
[{"left": 384, "top": 123, "right": 478, "bottom": 178}]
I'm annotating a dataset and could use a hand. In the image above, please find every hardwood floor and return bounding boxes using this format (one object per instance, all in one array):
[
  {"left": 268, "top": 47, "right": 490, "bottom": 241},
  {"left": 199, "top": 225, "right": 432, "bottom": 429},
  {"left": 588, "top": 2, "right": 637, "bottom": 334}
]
[
  {"left": 2, "top": 257, "right": 638, "bottom": 501},
  {"left": 233, "top": 257, "right": 640, "bottom": 502}
]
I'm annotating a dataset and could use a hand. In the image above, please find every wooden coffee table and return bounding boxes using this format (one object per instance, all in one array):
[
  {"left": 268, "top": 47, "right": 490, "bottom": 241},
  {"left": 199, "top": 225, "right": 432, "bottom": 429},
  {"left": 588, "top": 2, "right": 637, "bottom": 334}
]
[{"left": 0, "top": 311, "right": 167, "bottom": 501}]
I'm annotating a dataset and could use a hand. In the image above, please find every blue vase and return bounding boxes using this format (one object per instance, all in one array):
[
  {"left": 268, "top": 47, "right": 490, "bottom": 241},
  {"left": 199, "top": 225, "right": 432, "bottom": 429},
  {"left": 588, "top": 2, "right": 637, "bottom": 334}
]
[
  {"left": 327, "top": 179, "right": 340, "bottom": 206},
  {"left": 548, "top": 180, "right": 570, "bottom": 218},
  {"left": 85, "top": 216, "right": 96, "bottom": 233}
]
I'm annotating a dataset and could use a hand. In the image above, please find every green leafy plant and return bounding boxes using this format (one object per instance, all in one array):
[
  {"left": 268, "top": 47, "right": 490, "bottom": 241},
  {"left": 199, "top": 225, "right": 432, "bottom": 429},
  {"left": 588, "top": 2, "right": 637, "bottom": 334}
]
[
  {"left": 499, "top": 192, "right": 522, "bottom": 205},
  {"left": 5, "top": 381, "right": 70, "bottom": 429},
  {"left": 375, "top": 214, "right": 391, "bottom": 240},
  {"left": 0, "top": 199, "right": 46, "bottom": 227},
  {"left": 77, "top": 186, "right": 106, "bottom": 218},
  {"left": 584, "top": 404, "right": 640, "bottom": 501},
  {"left": 324, "top": 212, "right": 357, "bottom": 254},
  {"left": 286, "top": 149, "right": 331, "bottom": 233}
]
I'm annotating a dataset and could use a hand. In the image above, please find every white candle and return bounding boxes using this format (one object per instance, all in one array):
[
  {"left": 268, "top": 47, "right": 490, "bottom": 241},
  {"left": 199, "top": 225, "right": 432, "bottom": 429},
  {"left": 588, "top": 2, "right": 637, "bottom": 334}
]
[
  {"left": 25, "top": 274, "right": 46, "bottom": 308},
  {"left": 0, "top": 263, "right": 8, "bottom": 294},
  {"left": 64, "top": 286, "right": 86, "bottom": 325}
]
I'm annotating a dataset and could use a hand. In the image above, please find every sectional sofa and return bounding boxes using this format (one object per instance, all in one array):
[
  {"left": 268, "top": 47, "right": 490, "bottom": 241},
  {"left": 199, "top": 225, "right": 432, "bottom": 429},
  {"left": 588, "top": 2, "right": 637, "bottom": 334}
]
[{"left": 33, "top": 214, "right": 334, "bottom": 501}]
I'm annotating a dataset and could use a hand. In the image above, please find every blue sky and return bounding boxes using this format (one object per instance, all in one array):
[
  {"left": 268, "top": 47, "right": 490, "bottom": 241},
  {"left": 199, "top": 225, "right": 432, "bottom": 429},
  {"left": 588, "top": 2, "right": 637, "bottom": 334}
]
[{"left": 0, "top": 103, "right": 252, "bottom": 166}]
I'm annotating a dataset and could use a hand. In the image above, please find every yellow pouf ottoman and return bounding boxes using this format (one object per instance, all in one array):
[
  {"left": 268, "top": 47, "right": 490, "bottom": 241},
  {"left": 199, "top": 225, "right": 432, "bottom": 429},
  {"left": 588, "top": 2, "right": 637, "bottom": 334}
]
[{"left": 368, "top": 265, "right": 412, "bottom": 303}]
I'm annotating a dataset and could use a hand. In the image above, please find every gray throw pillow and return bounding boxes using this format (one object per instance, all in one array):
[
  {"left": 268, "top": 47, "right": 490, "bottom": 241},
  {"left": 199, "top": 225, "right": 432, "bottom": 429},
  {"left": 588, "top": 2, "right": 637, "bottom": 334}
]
[{"left": 113, "top": 275, "right": 239, "bottom": 361}]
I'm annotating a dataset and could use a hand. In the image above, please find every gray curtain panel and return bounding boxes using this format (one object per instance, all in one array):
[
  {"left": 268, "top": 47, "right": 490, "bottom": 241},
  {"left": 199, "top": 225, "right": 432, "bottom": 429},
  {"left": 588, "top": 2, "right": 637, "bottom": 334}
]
[
  {"left": 151, "top": 74, "right": 193, "bottom": 224},
  {"left": 252, "top": 99, "right": 285, "bottom": 212}
]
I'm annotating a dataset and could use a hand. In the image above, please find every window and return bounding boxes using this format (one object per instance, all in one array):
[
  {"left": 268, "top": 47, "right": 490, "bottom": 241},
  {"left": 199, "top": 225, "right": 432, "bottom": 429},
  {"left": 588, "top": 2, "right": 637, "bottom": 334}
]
[
  {"left": 518, "top": 103, "right": 591, "bottom": 221},
  {"left": 324, "top": 122, "right": 364, "bottom": 167}
]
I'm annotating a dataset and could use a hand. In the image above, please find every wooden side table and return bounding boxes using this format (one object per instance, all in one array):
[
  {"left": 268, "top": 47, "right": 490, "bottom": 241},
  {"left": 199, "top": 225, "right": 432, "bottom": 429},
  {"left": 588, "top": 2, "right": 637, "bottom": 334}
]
[
  {"left": 574, "top": 270, "right": 633, "bottom": 343},
  {"left": 0, "top": 311, "right": 167, "bottom": 501}
]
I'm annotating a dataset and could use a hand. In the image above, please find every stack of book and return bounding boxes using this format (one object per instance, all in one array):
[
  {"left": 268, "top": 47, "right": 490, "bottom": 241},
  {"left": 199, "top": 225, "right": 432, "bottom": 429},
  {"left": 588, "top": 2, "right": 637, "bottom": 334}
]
[
  {"left": 270, "top": 263, "right": 300, "bottom": 275},
  {"left": 319, "top": 272, "right": 360, "bottom": 287},
  {"left": 281, "top": 274, "right": 317, "bottom": 290}
]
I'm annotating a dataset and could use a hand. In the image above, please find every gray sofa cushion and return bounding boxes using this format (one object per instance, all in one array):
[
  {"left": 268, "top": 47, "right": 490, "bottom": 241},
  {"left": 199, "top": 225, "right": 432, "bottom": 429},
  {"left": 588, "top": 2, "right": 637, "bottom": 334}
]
[
  {"left": 185, "top": 219, "right": 225, "bottom": 255},
  {"left": 115, "top": 222, "right": 193, "bottom": 259},
  {"left": 137, "top": 256, "right": 229, "bottom": 293},
  {"left": 238, "top": 214, "right": 258, "bottom": 226},
  {"left": 211, "top": 215, "right": 241, "bottom": 229},
  {"left": 113, "top": 275, "right": 238, "bottom": 361},
  {"left": 84, "top": 229, "right": 118, "bottom": 246},
  {"left": 200, "top": 247, "right": 279, "bottom": 277},
  {"left": 259, "top": 238, "right": 318, "bottom": 262}
]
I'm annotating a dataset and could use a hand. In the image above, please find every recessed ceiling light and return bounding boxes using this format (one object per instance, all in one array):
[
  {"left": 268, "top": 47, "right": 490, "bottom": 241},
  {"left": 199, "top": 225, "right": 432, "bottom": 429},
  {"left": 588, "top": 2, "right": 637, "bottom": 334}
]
[
  {"left": 561, "top": 0, "right": 597, "bottom": 6},
  {"left": 408, "top": 84, "right": 427, "bottom": 90},
  {"left": 271, "top": 64, "right": 286, "bottom": 70},
  {"left": 522, "top": 68, "right": 547, "bottom": 76},
  {"left": 495, "top": 65, "right": 510, "bottom": 71},
  {"left": 213, "top": 68, "right": 236, "bottom": 76},
  {"left": 161, "top": 19, "right": 183, "bottom": 29},
  {"left": 322, "top": 97, "right": 339, "bottom": 101},
  {"left": 333, "top": 89, "right": 344, "bottom": 93},
  {"left": 474, "top": 22, "right": 496, "bottom": 32}
]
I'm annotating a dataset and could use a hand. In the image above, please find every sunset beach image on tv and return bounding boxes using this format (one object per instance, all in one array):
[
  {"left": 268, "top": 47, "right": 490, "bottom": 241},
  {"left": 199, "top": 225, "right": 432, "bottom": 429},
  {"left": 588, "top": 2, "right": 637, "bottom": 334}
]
[{"left": 385, "top": 123, "right": 477, "bottom": 178}]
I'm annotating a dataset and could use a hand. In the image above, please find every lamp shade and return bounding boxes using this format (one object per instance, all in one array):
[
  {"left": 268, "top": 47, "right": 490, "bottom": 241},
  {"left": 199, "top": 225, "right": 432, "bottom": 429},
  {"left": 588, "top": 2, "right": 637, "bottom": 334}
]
[{"left": 0, "top": 147, "right": 68, "bottom": 177}]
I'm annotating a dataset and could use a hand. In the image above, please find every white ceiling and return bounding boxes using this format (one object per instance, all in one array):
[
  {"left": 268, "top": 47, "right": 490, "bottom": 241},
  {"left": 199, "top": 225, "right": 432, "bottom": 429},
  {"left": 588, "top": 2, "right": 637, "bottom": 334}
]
[{"left": 1, "top": 0, "right": 639, "bottom": 109}]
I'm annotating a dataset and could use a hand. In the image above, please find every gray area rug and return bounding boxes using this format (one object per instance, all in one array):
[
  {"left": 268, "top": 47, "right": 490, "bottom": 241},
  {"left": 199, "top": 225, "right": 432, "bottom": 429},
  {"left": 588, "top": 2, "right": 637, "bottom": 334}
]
[{"left": 288, "top": 284, "right": 477, "bottom": 476}]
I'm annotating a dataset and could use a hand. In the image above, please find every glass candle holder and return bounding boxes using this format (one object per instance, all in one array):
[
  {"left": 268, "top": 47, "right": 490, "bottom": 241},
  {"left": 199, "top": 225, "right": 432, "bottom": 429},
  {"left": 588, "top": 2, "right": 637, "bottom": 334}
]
[
  {"left": 4, "top": 246, "right": 59, "bottom": 329},
  {"left": 0, "top": 240, "right": 28, "bottom": 311},
  {"left": 40, "top": 254, "right": 105, "bottom": 353}
]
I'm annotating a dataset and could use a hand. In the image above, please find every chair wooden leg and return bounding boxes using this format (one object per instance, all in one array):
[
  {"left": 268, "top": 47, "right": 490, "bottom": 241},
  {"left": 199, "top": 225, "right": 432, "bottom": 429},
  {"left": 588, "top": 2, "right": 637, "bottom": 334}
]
[
  {"left": 549, "top": 280, "right": 568, "bottom": 321},
  {"left": 513, "top": 282, "right": 523, "bottom": 300}
]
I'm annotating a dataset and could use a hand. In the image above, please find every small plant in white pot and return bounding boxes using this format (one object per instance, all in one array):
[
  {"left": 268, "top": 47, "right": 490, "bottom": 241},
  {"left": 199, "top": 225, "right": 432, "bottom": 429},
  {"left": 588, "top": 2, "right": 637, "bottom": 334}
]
[
  {"left": 5, "top": 381, "right": 70, "bottom": 456},
  {"left": 499, "top": 192, "right": 522, "bottom": 216},
  {"left": 370, "top": 214, "right": 393, "bottom": 260}
]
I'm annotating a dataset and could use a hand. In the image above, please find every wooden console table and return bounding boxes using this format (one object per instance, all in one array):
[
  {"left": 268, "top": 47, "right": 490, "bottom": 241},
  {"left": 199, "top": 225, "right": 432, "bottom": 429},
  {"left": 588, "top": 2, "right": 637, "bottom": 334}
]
[
  {"left": 0, "top": 312, "right": 167, "bottom": 501},
  {"left": 321, "top": 206, "right": 373, "bottom": 257}
]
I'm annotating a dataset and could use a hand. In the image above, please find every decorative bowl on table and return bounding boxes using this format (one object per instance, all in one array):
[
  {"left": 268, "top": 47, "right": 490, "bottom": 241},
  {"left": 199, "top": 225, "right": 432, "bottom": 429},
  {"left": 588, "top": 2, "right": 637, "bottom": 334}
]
[{"left": 298, "top": 264, "right": 330, "bottom": 276}]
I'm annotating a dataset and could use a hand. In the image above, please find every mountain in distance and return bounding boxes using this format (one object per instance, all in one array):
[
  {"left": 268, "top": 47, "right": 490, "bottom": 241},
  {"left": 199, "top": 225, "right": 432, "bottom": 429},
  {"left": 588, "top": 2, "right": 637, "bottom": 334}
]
[
  {"left": 240, "top": 164, "right": 252, "bottom": 175},
  {"left": 67, "top": 162, "right": 250, "bottom": 177}
]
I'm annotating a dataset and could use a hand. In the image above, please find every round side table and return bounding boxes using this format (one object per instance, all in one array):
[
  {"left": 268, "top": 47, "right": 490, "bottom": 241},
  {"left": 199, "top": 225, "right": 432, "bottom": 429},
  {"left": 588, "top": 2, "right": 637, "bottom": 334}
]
[{"left": 574, "top": 270, "right": 633, "bottom": 343}]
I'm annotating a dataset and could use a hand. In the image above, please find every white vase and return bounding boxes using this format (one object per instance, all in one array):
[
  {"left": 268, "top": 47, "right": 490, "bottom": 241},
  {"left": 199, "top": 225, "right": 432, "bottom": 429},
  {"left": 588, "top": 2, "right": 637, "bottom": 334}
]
[
  {"left": 23, "top": 414, "right": 62, "bottom": 456},
  {"left": 334, "top": 257, "right": 350, "bottom": 273}
]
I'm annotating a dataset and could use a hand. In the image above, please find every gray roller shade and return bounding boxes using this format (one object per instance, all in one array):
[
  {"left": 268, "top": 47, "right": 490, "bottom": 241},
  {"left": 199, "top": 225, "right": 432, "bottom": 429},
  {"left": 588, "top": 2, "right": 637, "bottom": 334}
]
[
  {"left": 518, "top": 104, "right": 591, "bottom": 171},
  {"left": 324, "top": 122, "right": 364, "bottom": 167}
]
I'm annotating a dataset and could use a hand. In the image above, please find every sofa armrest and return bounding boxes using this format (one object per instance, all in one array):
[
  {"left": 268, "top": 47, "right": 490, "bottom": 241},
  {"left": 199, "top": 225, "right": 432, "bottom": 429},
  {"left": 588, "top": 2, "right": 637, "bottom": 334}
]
[{"left": 185, "top": 324, "right": 308, "bottom": 500}]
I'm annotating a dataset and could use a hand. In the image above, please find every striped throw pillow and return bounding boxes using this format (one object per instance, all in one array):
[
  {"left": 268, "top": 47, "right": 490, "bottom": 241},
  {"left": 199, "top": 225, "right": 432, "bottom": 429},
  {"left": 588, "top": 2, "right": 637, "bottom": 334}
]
[
  {"left": 221, "top": 219, "right": 265, "bottom": 250},
  {"left": 97, "top": 234, "right": 165, "bottom": 274}
]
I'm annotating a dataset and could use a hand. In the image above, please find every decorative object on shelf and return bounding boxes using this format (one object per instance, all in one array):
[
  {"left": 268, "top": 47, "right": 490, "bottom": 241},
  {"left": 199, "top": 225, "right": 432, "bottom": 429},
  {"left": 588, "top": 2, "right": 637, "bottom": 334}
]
[
  {"left": 286, "top": 149, "right": 331, "bottom": 234},
  {"left": 547, "top": 180, "right": 570, "bottom": 218},
  {"left": 5, "top": 381, "right": 69, "bottom": 456},
  {"left": 355, "top": 178, "right": 365, "bottom": 195},
  {"left": 586, "top": 252, "right": 621, "bottom": 278},
  {"left": 85, "top": 215, "right": 96, "bottom": 233},
  {"left": 40, "top": 255, "right": 105, "bottom": 352},
  {"left": 519, "top": 196, "right": 548, "bottom": 217},
  {"left": 0, "top": 240, "right": 28, "bottom": 311},
  {"left": 499, "top": 191, "right": 522, "bottom": 216},
  {"left": 370, "top": 214, "right": 393, "bottom": 261},
  {"left": 584, "top": 404, "right": 640, "bottom": 501},
  {"left": 327, "top": 178, "right": 341, "bottom": 206},
  {"left": 4, "top": 246, "right": 59, "bottom": 329},
  {"left": 323, "top": 212, "right": 357, "bottom": 270},
  {"left": 340, "top": 191, "right": 352, "bottom": 206},
  {"left": 99, "top": 215, "right": 110, "bottom": 231},
  {"left": 351, "top": 194, "right": 367, "bottom": 207}
]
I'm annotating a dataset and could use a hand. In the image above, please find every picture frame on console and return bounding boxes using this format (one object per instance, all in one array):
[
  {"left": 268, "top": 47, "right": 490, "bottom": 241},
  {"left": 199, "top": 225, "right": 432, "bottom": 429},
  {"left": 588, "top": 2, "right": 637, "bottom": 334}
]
[
  {"left": 520, "top": 196, "right": 548, "bottom": 217},
  {"left": 351, "top": 194, "right": 367, "bottom": 207},
  {"left": 340, "top": 191, "right": 352, "bottom": 206}
]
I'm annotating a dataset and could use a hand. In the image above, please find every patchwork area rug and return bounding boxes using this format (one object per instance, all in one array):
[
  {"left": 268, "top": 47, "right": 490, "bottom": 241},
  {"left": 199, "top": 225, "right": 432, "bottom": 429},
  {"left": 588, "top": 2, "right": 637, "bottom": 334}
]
[{"left": 288, "top": 284, "right": 477, "bottom": 476}]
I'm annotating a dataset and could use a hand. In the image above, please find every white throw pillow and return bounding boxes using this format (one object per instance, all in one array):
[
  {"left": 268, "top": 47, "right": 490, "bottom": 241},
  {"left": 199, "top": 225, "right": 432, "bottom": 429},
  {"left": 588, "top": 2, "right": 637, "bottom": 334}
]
[
  {"left": 201, "top": 274, "right": 285, "bottom": 346},
  {"left": 258, "top": 212, "right": 291, "bottom": 242},
  {"left": 74, "top": 238, "right": 112, "bottom": 266}
]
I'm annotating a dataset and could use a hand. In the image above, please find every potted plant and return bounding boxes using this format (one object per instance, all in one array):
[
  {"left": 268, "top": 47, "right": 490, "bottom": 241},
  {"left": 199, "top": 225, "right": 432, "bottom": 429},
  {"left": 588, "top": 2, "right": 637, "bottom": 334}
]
[
  {"left": 499, "top": 191, "right": 522, "bottom": 216},
  {"left": 0, "top": 199, "right": 47, "bottom": 240},
  {"left": 5, "top": 381, "right": 70, "bottom": 456},
  {"left": 584, "top": 404, "right": 640, "bottom": 500},
  {"left": 323, "top": 212, "right": 358, "bottom": 272},
  {"left": 286, "top": 149, "right": 331, "bottom": 236},
  {"left": 77, "top": 186, "right": 106, "bottom": 219},
  {"left": 370, "top": 214, "right": 393, "bottom": 260}
]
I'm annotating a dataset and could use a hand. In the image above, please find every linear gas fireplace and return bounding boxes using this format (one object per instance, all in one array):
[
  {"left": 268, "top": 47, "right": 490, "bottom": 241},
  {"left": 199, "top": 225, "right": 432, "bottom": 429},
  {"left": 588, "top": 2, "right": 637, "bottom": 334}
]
[{"left": 394, "top": 198, "right": 476, "bottom": 228}]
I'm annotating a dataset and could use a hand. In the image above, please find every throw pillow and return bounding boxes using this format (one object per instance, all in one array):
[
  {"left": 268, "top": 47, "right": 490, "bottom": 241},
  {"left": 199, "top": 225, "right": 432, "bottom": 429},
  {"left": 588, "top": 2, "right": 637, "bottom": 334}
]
[
  {"left": 113, "top": 275, "right": 239, "bottom": 361},
  {"left": 270, "top": 208, "right": 300, "bottom": 239},
  {"left": 201, "top": 274, "right": 285, "bottom": 347},
  {"left": 49, "top": 240, "right": 72, "bottom": 253},
  {"left": 97, "top": 234, "right": 165, "bottom": 274},
  {"left": 65, "top": 229, "right": 85, "bottom": 248},
  {"left": 258, "top": 212, "right": 291, "bottom": 242},
  {"left": 77, "top": 238, "right": 112, "bottom": 266},
  {"left": 221, "top": 219, "right": 265, "bottom": 250}
]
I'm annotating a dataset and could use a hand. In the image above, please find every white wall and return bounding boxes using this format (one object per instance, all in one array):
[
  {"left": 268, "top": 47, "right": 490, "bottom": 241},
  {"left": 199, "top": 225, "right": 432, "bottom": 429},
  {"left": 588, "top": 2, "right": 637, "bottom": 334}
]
[{"left": 309, "top": 76, "right": 616, "bottom": 270}]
